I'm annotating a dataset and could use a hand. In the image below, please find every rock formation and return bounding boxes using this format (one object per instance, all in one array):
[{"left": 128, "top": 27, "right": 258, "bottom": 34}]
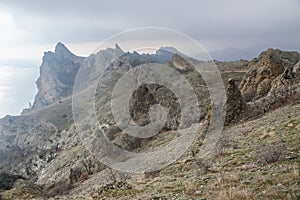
[
  {"left": 239, "top": 48, "right": 300, "bottom": 102},
  {"left": 225, "top": 78, "right": 246, "bottom": 124},
  {"left": 29, "top": 43, "right": 84, "bottom": 111},
  {"left": 293, "top": 60, "right": 300, "bottom": 73},
  {"left": 224, "top": 49, "right": 300, "bottom": 124}
]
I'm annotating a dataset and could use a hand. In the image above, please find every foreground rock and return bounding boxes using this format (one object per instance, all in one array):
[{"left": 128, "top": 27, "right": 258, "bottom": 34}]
[
  {"left": 239, "top": 48, "right": 300, "bottom": 102},
  {"left": 224, "top": 49, "right": 300, "bottom": 124},
  {"left": 225, "top": 78, "right": 246, "bottom": 124}
]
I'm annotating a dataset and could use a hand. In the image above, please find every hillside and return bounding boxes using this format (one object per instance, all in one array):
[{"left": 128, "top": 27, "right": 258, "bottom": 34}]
[{"left": 0, "top": 44, "right": 299, "bottom": 200}]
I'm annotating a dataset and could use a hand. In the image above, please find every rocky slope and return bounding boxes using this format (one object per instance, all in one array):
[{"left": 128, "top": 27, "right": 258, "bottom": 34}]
[{"left": 0, "top": 45, "right": 299, "bottom": 200}]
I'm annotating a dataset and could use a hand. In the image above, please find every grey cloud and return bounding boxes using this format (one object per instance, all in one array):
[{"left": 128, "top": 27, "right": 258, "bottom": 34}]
[
  {"left": 0, "top": 0, "right": 299, "bottom": 59},
  {"left": 1, "top": 0, "right": 299, "bottom": 49}
]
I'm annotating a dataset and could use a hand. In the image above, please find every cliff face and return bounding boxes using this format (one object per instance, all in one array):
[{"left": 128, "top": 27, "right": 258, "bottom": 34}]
[{"left": 29, "top": 43, "right": 84, "bottom": 111}]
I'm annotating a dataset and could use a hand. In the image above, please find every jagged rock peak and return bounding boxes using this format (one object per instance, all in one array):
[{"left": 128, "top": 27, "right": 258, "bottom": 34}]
[
  {"left": 114, "top": 43, "right": 123, "bottom": 52},
  {"left": 95, "top": 43, "right": 125, "bottom": 59},
  {"left": 54, "top": 42, "right": 76, "bottom": 58},
  {"left": 105, "top": 43, "right": 124, "bottom": 52}
]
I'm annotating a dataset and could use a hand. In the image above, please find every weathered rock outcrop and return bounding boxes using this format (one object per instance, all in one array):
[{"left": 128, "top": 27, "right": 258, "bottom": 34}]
[
  {"left": 226, "top": 49, "right": 300, "bottom": 124},
  {"left": 293, "top": 60, "right": 300, "bottom": 73},
  {"left": 239, "top": 49, "right": 300, "bottom": 102},
  {"left": 268, "top": 65, "right": 296, "bottom": 97},
  {"left": 224, "top": 49, "right": 300, "bottom": 124},
  {"left": 225, "top": 78, "right": 246, "bottom": 124}
]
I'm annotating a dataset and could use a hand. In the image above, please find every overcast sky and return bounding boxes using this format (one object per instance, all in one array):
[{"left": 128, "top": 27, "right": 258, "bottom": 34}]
[{"left": 0, "top": 0, "right": 300, "bottom": 117}]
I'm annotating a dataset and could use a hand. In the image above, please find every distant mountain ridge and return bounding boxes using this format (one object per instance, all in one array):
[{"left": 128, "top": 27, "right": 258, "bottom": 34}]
[{"left": 23, "top": 43, "right": 185, "bottom": 114}]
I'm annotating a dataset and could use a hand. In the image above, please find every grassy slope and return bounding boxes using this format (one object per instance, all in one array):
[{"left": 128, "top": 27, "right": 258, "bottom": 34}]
[{"left": 85, "top": 102, "right": 300, "bottom": 200}]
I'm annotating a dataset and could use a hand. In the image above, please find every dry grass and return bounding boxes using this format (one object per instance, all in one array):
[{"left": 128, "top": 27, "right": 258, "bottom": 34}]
[
  {"left": 216, "top": 186, "right": 257, "bottom": 200},
  {"left": 253, "top": 143, "right": 285, "bottom": 165},
  {"left": 185, "top": 182, "right": 196, "bottom": 196},
  {"left": 44, "top": 180, "right": 73, "bottom": 197},
  {"left": 292, "top": 166, "right": 299, "bottom": 180}
]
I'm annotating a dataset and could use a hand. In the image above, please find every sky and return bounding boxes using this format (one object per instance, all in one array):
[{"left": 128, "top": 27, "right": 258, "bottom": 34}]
[{"left": 0, "top": 0, "right": 300, "bottom": 117}]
